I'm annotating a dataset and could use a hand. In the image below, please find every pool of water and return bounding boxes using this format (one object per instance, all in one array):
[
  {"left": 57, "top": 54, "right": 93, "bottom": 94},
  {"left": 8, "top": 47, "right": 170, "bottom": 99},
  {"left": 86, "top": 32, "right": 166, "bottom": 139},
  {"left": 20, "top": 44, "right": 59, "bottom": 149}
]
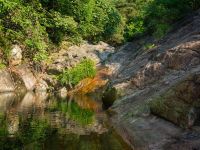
[{"left": 0, "top": 92, "right": 132, "bottom": 150}]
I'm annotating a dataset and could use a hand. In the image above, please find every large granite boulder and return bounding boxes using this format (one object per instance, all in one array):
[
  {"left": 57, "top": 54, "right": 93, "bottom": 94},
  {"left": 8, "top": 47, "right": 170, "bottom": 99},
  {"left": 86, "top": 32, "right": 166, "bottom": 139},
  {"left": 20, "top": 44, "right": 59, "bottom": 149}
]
[
  {"left": 0, "top": 69, "right": 15, "bottom": 92},
  {"left": 11, "top": 65, "right": 37, "bottom": 91},
  {"left": 150, "top": 74, "right": 200, "bottom": 128},
  {"left": 48, "top": 41, "right": 115, "bottom": 74}
]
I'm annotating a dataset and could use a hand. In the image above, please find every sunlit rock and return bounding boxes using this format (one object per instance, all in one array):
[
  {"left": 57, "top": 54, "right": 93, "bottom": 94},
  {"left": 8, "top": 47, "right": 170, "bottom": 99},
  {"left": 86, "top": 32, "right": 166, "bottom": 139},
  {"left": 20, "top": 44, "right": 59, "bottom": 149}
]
[
  {"left": 10, "top": 45, "right": 22, "bottom": 66},
  {"left": 0, "top": 92, "right": 16, "bottom": 113},
  {"left": 47, "top": 41, "right": 115, "bottom": 75},
  {"left": 58, "top": 87, "right": 68, "bottom": 98},
  {"left": 0, "top": 70, "right": 15, "bottom": 92},
  {"left": 35, "top": 78, "right": 48, "bottom": 92},
  {"left": 11, "top": 65, "right": 37, "bottom": 91},
  {"left": 74, "top": 68, "right": 109, "bottom": 95}
]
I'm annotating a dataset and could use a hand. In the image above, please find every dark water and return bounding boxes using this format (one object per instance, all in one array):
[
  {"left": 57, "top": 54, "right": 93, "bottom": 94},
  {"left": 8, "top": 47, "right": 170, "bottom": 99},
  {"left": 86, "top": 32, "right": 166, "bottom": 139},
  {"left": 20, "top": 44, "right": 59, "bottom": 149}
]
[{"left": 0, "top": 92, "right": 132, "bottom": 150}]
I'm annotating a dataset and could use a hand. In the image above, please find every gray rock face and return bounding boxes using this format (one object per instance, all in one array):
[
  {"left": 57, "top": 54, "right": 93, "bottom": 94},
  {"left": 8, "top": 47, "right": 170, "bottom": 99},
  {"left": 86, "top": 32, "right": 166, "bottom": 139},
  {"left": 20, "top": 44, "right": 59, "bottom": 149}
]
[
  {"left": 12, "top": 65, "right": 37, "bottom": 91},
  {"left": 0, "top": 70, "right": 15, "bottom": 92},
  {"left": 10, "top": 45, "right": 22, "bottom": 66},
  {"left": 48, "top": 41, "right": 115, "bottom": 74},
  {"left": 105, "top": 10, "right": 200, "bottom": 150}
]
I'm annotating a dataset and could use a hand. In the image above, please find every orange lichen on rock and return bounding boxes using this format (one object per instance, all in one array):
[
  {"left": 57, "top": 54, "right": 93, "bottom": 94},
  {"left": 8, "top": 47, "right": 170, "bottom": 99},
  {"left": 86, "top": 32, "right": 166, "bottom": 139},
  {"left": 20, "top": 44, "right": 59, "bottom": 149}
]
[{"left": 70, "top": 67, "right": 111, "bottom": 95}]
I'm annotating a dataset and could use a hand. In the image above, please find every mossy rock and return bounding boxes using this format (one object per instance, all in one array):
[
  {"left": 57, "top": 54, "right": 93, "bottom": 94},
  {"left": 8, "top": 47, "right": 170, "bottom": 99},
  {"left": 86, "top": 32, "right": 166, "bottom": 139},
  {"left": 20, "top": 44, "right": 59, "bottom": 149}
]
[
  {"left": 150, "top": 74, "right": 200, "bottom": 128},
  {"left": 150, "top": 95, "right": 193, "bottom": 128}
]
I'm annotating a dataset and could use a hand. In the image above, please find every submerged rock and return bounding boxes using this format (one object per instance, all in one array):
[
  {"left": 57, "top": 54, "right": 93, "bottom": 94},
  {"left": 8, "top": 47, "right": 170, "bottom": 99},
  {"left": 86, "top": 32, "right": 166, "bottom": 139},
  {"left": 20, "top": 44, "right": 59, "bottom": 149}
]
[{"left": 0, "top": 92, "right": 16, "bottom": 113}]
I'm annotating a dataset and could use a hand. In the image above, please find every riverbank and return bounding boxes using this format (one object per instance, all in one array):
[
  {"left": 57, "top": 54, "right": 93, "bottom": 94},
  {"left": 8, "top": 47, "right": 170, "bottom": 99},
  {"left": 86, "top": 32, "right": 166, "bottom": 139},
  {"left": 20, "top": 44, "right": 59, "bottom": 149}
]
[
  {"left": 1, "top": 9, "right": 200, "bottom": 150},
  {"left": 105, "top": 9, "right": 200, "bottom": 149}
]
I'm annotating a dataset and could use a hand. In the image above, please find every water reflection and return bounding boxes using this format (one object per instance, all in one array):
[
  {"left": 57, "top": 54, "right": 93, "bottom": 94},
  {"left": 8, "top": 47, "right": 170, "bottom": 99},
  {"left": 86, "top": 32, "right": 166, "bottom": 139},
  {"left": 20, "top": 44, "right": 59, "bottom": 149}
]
[{"left": 0, "top": 92, "right": 131, "bottom": 150}]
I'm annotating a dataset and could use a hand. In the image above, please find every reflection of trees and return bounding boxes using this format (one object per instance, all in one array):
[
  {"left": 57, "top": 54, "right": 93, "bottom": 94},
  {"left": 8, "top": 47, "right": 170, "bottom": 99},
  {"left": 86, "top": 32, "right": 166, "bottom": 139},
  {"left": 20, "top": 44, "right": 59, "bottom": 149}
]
[
  {"left": 0, "top": 114, "right": 52, "bottom": 150},
  {"left": 0, "top": 93, "right": 131, "bottom": 150},
  {"left": 49, "top": 96, "right": 95, "bottom": 126}
]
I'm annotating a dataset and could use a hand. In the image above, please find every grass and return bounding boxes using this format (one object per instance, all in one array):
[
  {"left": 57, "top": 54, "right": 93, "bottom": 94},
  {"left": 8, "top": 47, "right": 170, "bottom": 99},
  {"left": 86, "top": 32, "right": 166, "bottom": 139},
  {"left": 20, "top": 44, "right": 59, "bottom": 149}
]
[{"left": 58, "top": 59, "right": 96, "bottom": 86}]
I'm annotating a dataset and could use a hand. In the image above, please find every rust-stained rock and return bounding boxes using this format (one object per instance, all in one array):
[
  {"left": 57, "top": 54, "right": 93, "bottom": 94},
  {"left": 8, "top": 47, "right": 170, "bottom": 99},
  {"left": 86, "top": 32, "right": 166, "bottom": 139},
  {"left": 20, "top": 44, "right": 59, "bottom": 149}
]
[{"left": 73, "top": 68, "right": 109, "bottom": 95}]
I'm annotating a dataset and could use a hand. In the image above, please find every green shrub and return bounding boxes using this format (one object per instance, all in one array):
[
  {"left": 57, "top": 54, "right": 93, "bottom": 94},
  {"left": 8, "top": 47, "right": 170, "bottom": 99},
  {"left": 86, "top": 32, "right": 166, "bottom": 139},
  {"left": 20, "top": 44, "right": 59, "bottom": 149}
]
[
  {"left": 59, "top": 59, "right": 96, "bottom": 86},
  {"left": 0, "top": 62, "right": 6, "bottom": 69},
  {"left": 116, "top": 0, "right": 200, "bottom": 41}
]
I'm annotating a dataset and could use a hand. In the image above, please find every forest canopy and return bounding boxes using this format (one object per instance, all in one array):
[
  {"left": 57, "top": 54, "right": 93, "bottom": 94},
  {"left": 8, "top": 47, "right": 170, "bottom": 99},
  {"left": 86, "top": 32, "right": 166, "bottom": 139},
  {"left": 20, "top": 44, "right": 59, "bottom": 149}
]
[{"left": 0, "top": 0, "right": 199, "bottom": 63}]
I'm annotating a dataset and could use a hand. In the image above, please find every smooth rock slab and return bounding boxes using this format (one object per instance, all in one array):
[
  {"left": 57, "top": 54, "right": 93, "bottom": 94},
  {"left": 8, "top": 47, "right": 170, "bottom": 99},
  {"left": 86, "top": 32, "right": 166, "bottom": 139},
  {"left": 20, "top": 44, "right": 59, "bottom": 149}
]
[
  {"left": 0, "top": 70, "right": 15, "bottom": 92},
  {"left": 12, "top": 65, "right": 37, "bottom": 91}
]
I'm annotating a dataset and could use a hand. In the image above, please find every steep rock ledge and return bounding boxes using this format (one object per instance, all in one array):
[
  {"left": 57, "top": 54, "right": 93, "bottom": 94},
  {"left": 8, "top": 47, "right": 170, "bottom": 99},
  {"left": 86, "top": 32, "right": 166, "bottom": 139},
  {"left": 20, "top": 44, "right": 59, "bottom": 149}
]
[{"left": 105, "top": 10, "right": 200, "bottom": 150}]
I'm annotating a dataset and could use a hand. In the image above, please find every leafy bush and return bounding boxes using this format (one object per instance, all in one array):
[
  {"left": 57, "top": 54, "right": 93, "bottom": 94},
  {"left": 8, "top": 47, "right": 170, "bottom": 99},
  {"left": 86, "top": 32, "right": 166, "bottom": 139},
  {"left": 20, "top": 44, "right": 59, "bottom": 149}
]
[
  {"left": 0, "top": 62, "right": 6, "bottom": 69},
  {"left": 116, "top": 0, "right": 200, "bottom": 40},
  {"left": 0, "top": 0, "right": 124, "bottom": 64},
  {"left": 59, "top": 59, "right": 96, "bottom": 86},
  {"left": 1, "top": 0, "right": 200, "bottom": 65}
]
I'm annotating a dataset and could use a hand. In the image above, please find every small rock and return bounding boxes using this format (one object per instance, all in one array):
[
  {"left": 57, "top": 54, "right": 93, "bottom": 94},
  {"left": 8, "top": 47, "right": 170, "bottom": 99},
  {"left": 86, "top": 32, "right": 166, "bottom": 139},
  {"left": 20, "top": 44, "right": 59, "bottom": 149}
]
[
  {"left": 10, "top": 45, "right": 22, "bottom": 66},
  {"left": 59, "top": 87, "right": 68, "bottom": 98}
]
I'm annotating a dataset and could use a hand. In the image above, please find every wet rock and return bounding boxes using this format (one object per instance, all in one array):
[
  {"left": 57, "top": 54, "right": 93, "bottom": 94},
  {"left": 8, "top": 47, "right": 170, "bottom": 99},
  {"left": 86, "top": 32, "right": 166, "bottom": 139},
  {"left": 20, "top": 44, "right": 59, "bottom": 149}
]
[
  {"left": 0, "top": 69, "right": 15, "bottom": 92},
  {"left": 10, "top": 45, "right": 22, "bottom": 66},
  {"left": 102, "top": 87, "right": 118, "bottom": 109}
]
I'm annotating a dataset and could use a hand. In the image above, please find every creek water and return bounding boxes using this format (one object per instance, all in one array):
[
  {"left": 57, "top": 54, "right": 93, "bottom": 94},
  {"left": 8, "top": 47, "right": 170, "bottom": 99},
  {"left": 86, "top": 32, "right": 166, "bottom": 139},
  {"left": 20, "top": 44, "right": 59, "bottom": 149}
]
[{"left": 0, "top": 92, "right": 132, "bottom": 150}]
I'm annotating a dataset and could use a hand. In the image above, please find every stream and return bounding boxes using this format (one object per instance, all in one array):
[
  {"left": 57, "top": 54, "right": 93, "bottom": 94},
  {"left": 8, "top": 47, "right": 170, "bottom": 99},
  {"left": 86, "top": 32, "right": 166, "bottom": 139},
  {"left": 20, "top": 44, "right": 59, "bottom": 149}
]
[{"left": 0, "top": 92, "right": 132, "bottom": 150}]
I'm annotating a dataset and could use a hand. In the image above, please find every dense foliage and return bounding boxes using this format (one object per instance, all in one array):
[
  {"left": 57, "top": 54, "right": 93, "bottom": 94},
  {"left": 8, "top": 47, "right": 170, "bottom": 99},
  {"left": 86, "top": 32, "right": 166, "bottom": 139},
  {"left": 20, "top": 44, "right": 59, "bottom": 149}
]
[
  {"left": 116, "top": 0, "right": 200, "bottom": 40},
  {"left": 0, "top": 0, "right": 200, "bottom": 64},
  {"left": 0, "top": 0, "right": 122, "bottom": 63}
]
